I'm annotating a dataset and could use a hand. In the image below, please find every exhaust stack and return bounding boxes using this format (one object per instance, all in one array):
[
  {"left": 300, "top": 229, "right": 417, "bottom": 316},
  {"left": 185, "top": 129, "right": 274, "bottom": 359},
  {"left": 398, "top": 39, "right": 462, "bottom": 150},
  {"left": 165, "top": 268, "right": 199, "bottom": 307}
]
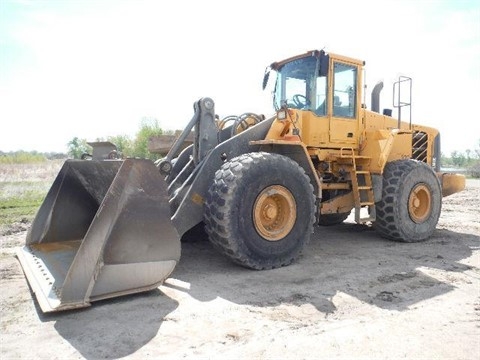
[{"left": 371, "top": 81, "right": 384, "bottom": 113}]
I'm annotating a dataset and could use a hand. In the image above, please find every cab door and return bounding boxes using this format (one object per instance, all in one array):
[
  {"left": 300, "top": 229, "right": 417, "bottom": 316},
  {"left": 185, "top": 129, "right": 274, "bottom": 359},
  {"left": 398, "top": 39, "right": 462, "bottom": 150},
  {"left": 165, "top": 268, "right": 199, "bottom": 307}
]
[{"left": 329, "top": 61, "right": 360, "bottom": 146}]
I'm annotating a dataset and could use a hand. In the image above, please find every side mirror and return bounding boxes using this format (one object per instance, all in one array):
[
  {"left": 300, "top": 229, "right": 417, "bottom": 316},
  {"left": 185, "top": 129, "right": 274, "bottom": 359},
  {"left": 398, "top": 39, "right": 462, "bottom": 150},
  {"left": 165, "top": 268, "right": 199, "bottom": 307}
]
[{"left": 262, "top": 67, "right": 271, "bottom": 90}]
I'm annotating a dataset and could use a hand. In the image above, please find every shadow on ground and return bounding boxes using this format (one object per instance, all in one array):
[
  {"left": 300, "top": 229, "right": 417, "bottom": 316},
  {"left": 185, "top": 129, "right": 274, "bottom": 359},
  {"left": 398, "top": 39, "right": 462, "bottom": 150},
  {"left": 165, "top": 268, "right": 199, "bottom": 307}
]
[
  {"left": 171, "top": 223, "right": 478, "bottom": 313},
  {"left": 37, "top": 222, "right": 478, "bottom": 359},
  {"left": 38, "top": 290, "right": 177, "bottom": 359}
]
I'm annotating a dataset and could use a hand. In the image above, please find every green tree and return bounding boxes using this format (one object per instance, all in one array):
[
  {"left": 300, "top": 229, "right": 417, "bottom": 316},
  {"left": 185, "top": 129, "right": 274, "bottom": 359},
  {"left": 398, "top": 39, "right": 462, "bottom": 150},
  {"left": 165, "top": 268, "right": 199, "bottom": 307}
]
[
  {"left": 67, "top": 137, "right": 90, "bottom": 159},
  {"left": 450, "top": 150, "right": 466, "bottom": 167},
  {"left": 468, "top": 139, "right": 480, "bottom": 178},
  {"left": 475, "top": 139, "right": 480, "bottom": 159},
  {"left": 107, "top": 134, "right": 134, "bottom": 158},
  {"left": 441, "top": 152, "right": 453, "bottom": 167},
  {"left": 132, "top": 118, "right": 163, "bottom": 160}
]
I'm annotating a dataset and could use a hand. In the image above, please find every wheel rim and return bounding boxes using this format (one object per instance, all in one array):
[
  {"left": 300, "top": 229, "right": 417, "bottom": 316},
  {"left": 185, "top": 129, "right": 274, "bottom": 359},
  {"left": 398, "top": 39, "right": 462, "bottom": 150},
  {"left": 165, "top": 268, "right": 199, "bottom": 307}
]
[
  {"left": 408, "top": 184, "right": 432, "bottom": 223},
  {"left": 253, "top": 185, "right": 296, "bottom": 241}
]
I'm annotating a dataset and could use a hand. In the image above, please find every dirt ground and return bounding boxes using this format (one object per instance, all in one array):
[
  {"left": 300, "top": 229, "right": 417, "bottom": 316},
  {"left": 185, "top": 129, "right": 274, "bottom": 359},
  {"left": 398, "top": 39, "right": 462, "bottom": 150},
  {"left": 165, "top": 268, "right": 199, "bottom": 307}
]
[{"left": 1, "top": 179, "right": 479, "bottom": 360}]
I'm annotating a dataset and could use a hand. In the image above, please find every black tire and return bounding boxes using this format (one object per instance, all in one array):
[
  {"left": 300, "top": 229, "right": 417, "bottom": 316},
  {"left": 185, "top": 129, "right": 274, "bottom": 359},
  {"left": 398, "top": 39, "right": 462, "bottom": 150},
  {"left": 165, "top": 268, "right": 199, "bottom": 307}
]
[
  {"left": 375, "top": 159, "right": 441, "bottom": 242},
  {"left": 318, "top": 211, "right": 351, "bottom": 226},
  {"left": 204, "top": 152, "right": 315, "bottom": 270}
]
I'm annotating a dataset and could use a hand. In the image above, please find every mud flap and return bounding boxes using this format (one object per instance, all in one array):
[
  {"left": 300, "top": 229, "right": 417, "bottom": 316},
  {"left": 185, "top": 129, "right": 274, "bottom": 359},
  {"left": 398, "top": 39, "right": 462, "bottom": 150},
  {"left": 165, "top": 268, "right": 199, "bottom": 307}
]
[{"left": 16, "top": 159, "right": 180, "bottom": 312}]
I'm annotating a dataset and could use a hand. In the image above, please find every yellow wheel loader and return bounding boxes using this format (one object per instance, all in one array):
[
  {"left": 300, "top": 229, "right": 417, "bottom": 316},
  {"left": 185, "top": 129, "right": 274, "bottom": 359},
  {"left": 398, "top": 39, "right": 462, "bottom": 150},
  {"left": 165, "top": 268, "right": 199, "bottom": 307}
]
[{"left": 17, "top": 50, "right": 466, "bottom": 312}]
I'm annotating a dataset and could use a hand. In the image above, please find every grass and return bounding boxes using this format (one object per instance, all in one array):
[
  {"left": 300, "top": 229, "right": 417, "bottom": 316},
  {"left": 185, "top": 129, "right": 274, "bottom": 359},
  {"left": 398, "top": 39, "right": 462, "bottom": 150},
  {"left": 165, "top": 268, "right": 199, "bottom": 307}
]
[
  {"left": 0, "top": 182, "right": 50, "bottom": 235},
  {"left": 0, "top": 160, "right": 63, "bottom": 235}
]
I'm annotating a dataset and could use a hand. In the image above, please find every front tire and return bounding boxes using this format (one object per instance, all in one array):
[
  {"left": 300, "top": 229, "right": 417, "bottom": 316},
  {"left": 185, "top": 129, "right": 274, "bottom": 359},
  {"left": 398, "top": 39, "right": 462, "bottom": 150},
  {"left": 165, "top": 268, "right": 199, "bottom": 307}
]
[
  {"left": 204, "top": 152, "right": 315, "bottom": 269},
  {"left": 375, "top": 159, "right": 441, "bottom": 242}
]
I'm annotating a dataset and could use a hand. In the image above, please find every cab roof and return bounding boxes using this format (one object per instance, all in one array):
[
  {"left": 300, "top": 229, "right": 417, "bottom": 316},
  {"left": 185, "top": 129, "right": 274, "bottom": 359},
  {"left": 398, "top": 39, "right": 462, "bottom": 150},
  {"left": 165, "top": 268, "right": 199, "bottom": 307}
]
[{"left": 270, "top": 50, "right": 365, "bottom": 70}]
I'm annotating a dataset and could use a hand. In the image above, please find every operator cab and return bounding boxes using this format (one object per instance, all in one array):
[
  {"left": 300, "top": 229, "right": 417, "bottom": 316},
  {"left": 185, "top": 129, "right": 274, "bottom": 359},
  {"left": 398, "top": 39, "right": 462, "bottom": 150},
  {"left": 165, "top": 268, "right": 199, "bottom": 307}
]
[
  {"left": 266, "top": 50, "right": 359, "bottom": 118},
  {"left": 263, "top": 50, "right": 364, "bottom": 146}
]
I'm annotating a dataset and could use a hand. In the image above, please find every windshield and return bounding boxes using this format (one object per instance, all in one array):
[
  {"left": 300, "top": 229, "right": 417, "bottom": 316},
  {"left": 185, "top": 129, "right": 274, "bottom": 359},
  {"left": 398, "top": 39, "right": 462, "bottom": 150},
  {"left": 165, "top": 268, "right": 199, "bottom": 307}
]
[{"left": 273, "top": 55, "right": 327, "bottom": 116}]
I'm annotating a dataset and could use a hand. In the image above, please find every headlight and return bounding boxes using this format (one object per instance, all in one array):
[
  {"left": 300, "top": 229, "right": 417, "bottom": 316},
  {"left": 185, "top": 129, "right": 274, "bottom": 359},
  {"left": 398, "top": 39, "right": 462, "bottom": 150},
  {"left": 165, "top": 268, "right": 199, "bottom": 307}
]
[{"left": 277, "top": 109, "right": 287, "bottom": 120}]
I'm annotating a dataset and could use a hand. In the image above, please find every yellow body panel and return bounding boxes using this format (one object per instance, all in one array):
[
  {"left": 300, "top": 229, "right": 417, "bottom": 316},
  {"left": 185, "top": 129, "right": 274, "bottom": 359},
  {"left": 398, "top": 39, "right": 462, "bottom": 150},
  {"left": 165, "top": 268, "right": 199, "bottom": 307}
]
[
  {"left": 299, "top": 111, "right": 330, "bottom": 146},
  {"left": 362, "top": 109, "right": 440, "bottom": 166},
  {"left": 266, "top": 109, "right": 360, "bottom": 150},
  {"left": 360, "top": 129, "right": 397, "bottom": 173}
]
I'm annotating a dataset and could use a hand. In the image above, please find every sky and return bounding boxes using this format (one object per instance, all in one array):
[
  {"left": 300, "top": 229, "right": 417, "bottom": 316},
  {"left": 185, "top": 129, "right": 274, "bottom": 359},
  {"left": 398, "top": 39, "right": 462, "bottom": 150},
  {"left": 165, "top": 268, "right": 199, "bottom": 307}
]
[{"left": 0, "top": 0, "right": 479, "bottom": 154}]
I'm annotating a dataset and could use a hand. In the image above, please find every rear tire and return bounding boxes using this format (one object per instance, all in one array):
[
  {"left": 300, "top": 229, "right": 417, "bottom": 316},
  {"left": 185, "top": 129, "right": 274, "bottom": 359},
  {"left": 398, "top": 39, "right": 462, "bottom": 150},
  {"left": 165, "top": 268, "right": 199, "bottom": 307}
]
[
  {"left": 204, "top": 152, "right": 315, "bottom": 270},
  {"left": 375, "top": 159, "right": 441, "bottom": 242}
]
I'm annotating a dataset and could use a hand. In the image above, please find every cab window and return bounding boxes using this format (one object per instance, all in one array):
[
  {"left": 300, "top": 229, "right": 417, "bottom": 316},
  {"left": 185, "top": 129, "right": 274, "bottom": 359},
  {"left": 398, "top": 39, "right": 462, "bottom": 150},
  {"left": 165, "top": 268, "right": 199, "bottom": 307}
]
[
  {"left": 315, "top": 75, "right": 327, "bottom": 116},
  {"left": 333, "top": 63, "right": 357, "bottom": 118}
]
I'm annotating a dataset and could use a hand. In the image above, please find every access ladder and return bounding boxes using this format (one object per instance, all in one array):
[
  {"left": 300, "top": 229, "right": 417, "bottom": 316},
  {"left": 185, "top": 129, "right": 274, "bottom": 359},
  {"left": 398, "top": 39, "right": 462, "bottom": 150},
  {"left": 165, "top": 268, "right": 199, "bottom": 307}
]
[{"left": 339, "top": 148, "right": 376, "bottom": 223}]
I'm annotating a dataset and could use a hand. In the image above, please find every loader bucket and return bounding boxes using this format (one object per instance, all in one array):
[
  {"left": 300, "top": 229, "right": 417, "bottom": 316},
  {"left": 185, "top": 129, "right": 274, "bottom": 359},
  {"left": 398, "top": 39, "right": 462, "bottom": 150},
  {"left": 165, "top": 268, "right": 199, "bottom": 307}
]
[{"left": 16, "top": 159, "right": 180, "bottom": 313}]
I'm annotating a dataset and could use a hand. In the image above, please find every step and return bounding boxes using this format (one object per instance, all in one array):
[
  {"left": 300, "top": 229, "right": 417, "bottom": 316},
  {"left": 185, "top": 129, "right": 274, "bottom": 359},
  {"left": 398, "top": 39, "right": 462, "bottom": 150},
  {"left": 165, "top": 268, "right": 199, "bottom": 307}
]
[
  {"left": 358, "top": 186, "right": 372, "bottom": 190},
  {"left": 360, "top": 201, "right": 375, "bottom": 206},
  {"left": 353, "top": 155, "right": 371, "bottom": 159},
  {"left": 358, "top": 216, "right": 376, "bottom": 223},
  {"left": 339, "top": 153, "right": 371, "bottom": 159}
]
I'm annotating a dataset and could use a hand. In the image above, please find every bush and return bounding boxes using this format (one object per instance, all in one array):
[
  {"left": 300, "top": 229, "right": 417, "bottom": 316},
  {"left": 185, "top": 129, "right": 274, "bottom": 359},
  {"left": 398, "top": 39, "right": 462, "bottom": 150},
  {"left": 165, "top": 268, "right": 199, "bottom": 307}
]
[
  {"left": 0, "top": 151, "right": 46, "bottom": 164},
  {"left": 468, "top": 161, "right": 480, "bottom": 178},
  {"left": 44, "top": 152, "right": 68, "bottom": 160}
]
